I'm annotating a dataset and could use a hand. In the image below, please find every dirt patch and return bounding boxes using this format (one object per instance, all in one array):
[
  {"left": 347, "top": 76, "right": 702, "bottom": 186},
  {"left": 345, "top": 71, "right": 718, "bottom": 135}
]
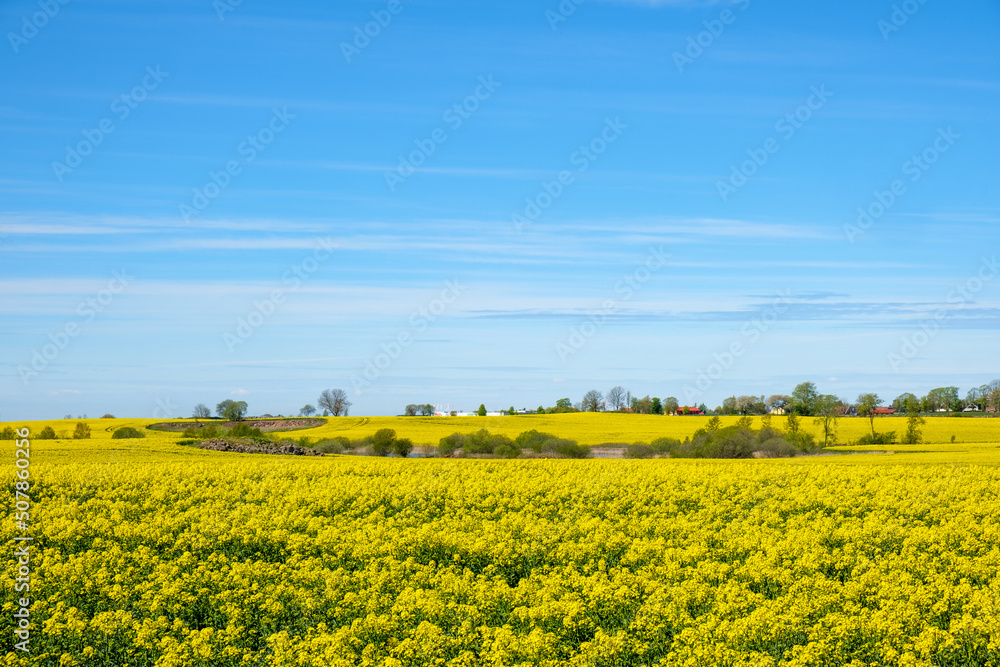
[
  {"left": 195, "top": 438, "right": 323, "bottom": 456},
  {"left": 149, "top": 418, "right": 325, "bottom": 433}
]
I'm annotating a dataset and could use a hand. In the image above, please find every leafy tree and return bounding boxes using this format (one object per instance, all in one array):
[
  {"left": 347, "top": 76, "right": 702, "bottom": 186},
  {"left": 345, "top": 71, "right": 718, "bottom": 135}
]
[
  {"left": 300, "top": 404, "right": 316, "bottom": 417},
  {"left": 555, "top": 398, "right": 572, "bottom": 409},
  {"left": 404, "top": 404, "right": 419, "bottom": 416},
  {"left": 925, "top": 386, "right": 958, "bottom": 413},
  {"left": 111, "top": 426, "right": 145, "bottom": 439},
  {"left": 537, "top": 406, "right": 544, "bottom": 414},
  {"left": 766, "top": 395, "right": 792, "bottom": 413},
  {"left": 371, "top": 429, "right": 396, "bottom": 456},
  {"left": 192, "top": 404, "right": 211, "bottom": 419},
  {"left": 392, "top": 437, "right": 414, "bottom": 457},
  {"left": 38, "top": 426, "right": 57, "bottom": 440},
  {"left": 721, "top": 396, "right": 737, "bottom": 415},
  {"left": 216, "top": 399, "right": 233, "bottom": 418},
  {"left": 736, "top": 415, "right": 753, "bottom": 429},
  {"left": 791, "top": 382, "right": 818, "bottom": 415},
  {"left": 0, "top": 427, "right": 17, "bottom": 440},
  {"left": 698, "top": 403, "right": 709, "bottom": 414},
  {"left": 634, "top": 395, "right": 652, "bottom": 414},
  {"left": 785, "top": 412, "right": 801, "bottom": 434},
  {"left": 606, "top": 386, "right": 627, "bottom": 411},
  {"left": 73, "top": 422, "right": 91, "bottom": 439},
  {"left": 100, "top": 413, "right": 115, "bottom": 419},
  {"left": 582, "top": 390, "right": 603, "bottom": 412},
  {"left": 508, "top": 406, "right": 516, "bottom": 415},
  {"left": 706, "top": 416, "right": 721, "bottom": 431},
  {"left": 651, "top": 397, "right": 662, "bottom": 415},
  {"left": 892, "top": 393, "right": 919, "bottom": 413},
  {"left": 735, "top": 395, "right": 757, "bottom": 415},
  {"left": 419, "top": 404, "right": 435, "bottom": 416},
  {"left": 663, "top": 397, "right": 679, "bottom": 415},
  {"left": 902, "top": 412, "right": 925, "bottom": 445},
  {"left": 477, "top": 404, "right": 487, "bottom": 417},
  {"left": 813, "top": 394, "right": 842, "bottom": 446},
  {"left": 856, "top": 393, "right": 883, "bottom": 436},
  {"left": 761, "top": 413, "right": 772, "bottom": 429},
  {"left": 222, "top": 401, "right": 248, "bottom": 421}
]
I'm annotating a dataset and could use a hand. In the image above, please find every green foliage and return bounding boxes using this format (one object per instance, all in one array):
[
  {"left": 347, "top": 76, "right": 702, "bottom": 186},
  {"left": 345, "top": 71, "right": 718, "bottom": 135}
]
[
  {"left": 855, "top": 432, "right": 896, "bottom": 446},
  {"left": 111, "top": 427, "right": 146, "bottom": 439},
  {"left": 437, "top": 433, "right": 465, "bottom": 457},
  {"left": 73, "top": 422, "right": 91, "bottom": 439},
  {"left": 785, "top": 412, "right": 801, "bottom": 434},
  {"left": 624, "top": 443, "right": 655, "bottom": 459},
  {"left": 706, "top": 416, "right": 721, "bottom": 431},
  {"left": 183, "top": 424, "right": 220, "bottom": 439},
  {"left": 371, "top": 429, "right": 397, "bottom": 457},
  {"left": 633, "top": 426, "right": 817, "bottom": 459},
  {"left": 229, "top": 423, "right": 263, "bottom": 439},
  {"left": 735, "top": 415, "right": 753, "bottom": 429},
  {"left": 477, "top": 404, "right": 487, "bottom": 417},
  {"left": 392, "top": 438, "right": 414, "bottom": 458},
  {"left": 37, "top": 426, "right": 57, "bottom": 440},
  {"left": 0, "top": 427, "right": 17, "bottom": 440},
  {"left": 312, "top": 437, "right": 352, "bottom": 455},
  {"left": 902, "top": 413, "right": 925, "bottom": 445}
]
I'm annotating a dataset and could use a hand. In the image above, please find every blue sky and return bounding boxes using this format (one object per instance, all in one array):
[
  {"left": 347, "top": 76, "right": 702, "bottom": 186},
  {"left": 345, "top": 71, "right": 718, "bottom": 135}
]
[{"left": 1, "top": 0, "right": 998, "bottom": 419}]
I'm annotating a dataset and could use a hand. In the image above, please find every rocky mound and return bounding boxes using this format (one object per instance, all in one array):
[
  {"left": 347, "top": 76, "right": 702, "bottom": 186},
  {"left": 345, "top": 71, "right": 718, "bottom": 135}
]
[{"left": 195, "top": 438, "right": 323, "bottom": 456}]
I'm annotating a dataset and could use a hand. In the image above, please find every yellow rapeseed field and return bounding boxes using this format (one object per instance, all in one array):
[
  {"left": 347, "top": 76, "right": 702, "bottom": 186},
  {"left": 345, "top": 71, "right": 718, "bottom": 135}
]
[{"left": 3, "top": 417, "right": 1000, "bottom": 666}]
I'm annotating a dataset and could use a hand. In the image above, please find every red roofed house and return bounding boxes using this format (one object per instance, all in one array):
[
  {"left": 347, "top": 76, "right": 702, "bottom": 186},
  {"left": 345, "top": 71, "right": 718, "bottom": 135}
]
[
  {"left": 678, "top": 406, "right": 704, "bottom": 415},
  {"left": 873, "top": 407, "right": 895, "bottom": 415}
]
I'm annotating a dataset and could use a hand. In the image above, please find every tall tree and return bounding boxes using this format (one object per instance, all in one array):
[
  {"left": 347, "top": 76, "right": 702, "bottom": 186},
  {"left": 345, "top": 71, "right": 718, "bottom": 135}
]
[
  {"left": 791, "top": 382, "right": 818, "bottom": 415},
  {"left": 222, "top": 400, "right": 248, "bottom": 421},
  {"left": 606, "top": 386, "right": 627, "bottom": 411},
  {"left": 892, "top": 392, "right": 918, "bottom": 412},
  {"left": 856, "top": 393, "right": 882, "bottom": 436},
  {"left": 318, "top": 389, "right": 351, "bottom": 417},
  {"left": 300, "top": 404, "right": 316, "bottom": 417},
  {"left": 192, "top": 403, "right": 211, "bottom": 419},
  {"left": 766, "top": 395, "right": 792, "bottom": 413},
  {"left": 582, "top": 390, "right": 603, "bottom": 412},
  {"left": 215, "top": 399, "right": 233, "bottom": 418},
  {"left": 813, "top": 394, "right": 842, "bottom": 446},
  {"left": 650, "top": 397, "right": 663, "bottom": 415},
  {"left": 663, "top": 397, "right": 679, "bottom": 415},
  {"left": 477, "top": 404, "right": 487, "bottom": 416}
]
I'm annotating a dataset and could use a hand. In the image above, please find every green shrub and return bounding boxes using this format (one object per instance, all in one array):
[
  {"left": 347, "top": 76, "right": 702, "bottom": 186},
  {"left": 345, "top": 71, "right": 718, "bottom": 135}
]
[
  {"left": 545, "top": 438, "right": 590, "bottom": 458},
  {"left": 73, "top": 422, "right": 91, "bottom": 439},
  {"left": 493, "top": 441, "right": 522, "bottom": 458},
  {"left": 462, "top": 429, "right": 497, "bottom": 455},
  {"left": 514, "top": 430, "right": 558, "bottom": 454},
  {"left": 37, "top": 426, "right": 57, "bottom": 440},
  {"left": 229, "top": 423, "right": 263, "bottom": 438},
  {"left": 0, "top": 427, "right": 17, "bottom": 440},
  {"left": 183, "top": 424, "right": 219, "bottom": 439},
  {"left": 650, "top": 437, "right": 683, "bottom": 455},
  {"left": 111, "top": 427, "right": 146, "bottom": 439},
  {"left": 371, "top": 429, "right": 396, "bottom": 456},
  {"left": 855, "top": 432, "right": 896, "bottom": 446},
  {"left": 438, "top": 433, "right": 465, "bottom": 457},
  {"left": 624, "top": 443, "right": 655, "bottom": 459},
  {"left": 312, "top": 437, "right": 351, "bottom": 454},
  {"left": 392, "top": 438, "right": 414, "bottom": 457}
]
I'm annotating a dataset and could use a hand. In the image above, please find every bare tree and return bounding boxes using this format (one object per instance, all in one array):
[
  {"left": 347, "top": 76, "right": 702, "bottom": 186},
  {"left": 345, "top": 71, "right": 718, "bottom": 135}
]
[
  {"left": 606, "top": 386, "right": 627, "bottom": 411},
  {"left": 192, "top": 403, "right": 211, "bottom": 419},
  {"left": 582, "top": 390, "right": 603, "bottom": 412},
  {"left": 318, "top": 388, "right": 351, "bottom": 417}
]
